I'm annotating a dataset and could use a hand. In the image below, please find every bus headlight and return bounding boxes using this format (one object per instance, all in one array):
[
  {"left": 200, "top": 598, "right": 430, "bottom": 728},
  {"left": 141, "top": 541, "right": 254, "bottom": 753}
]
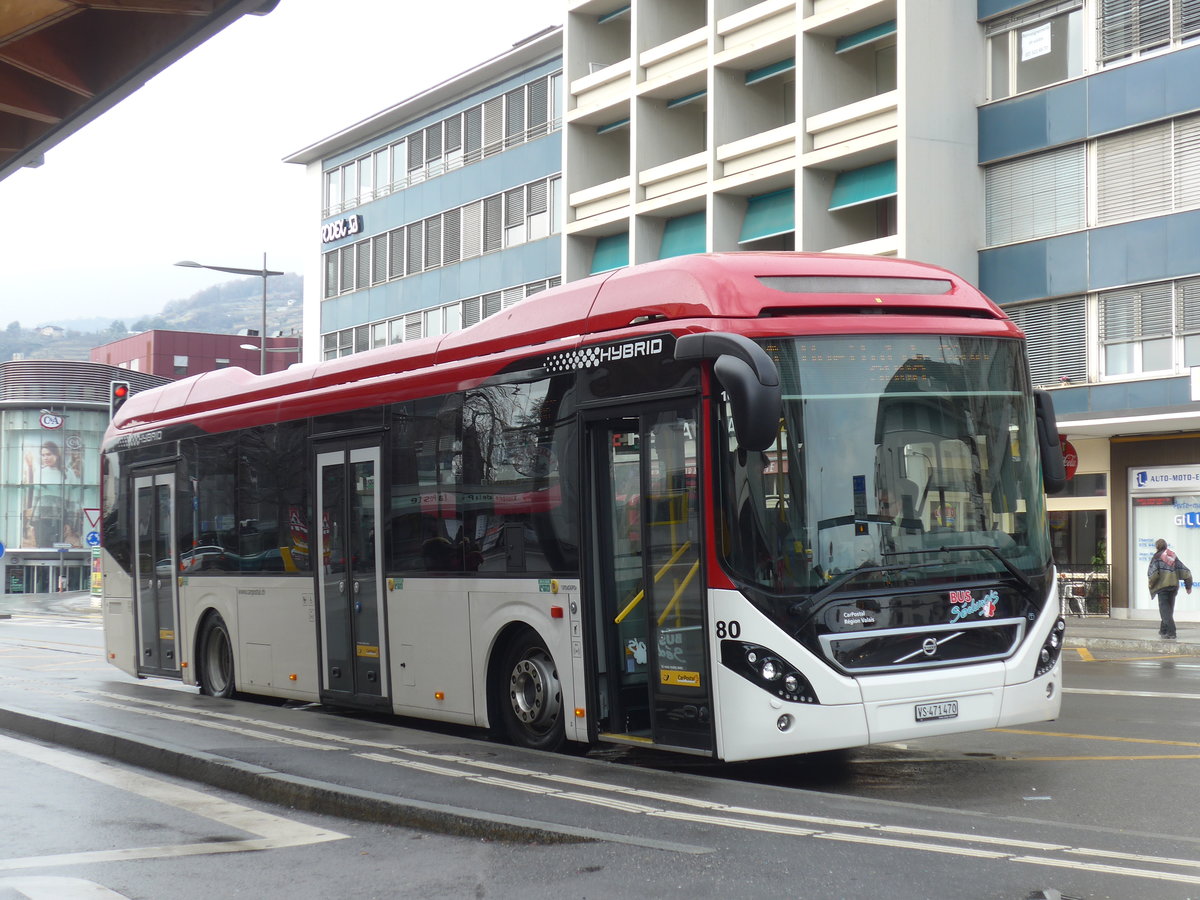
[
  {"left": 1035, "top": 617, "right": 1066, "bottom": 677},
  {"left": 720, "top": 640, "right": 820, "bottom": 704}
]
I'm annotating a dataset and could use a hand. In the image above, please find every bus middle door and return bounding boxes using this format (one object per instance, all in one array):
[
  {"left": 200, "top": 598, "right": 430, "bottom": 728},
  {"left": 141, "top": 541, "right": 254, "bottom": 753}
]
[
  {"left": 131, "top": 471, "right": 180, "bottom": 678},
  {"left": 315, "top": 440, "right": 389, "bottom": 709},
  {"left": 587, "top": 404, "right": 713, "bottom": 754}
]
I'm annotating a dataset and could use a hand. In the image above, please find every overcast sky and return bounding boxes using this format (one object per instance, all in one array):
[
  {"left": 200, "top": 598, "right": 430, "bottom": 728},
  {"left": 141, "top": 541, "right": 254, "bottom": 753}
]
[{"left": 0, "top": 0, "right": 562, "bottom": 326}]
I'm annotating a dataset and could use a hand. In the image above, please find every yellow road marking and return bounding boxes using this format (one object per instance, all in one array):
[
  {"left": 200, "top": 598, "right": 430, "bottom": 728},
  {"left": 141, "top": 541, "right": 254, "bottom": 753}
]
[
  {"left": 994, "top": 728, "right": 1200, "bottom": 748},
  {"left": 1071, "top": 647, "right": 1094, "bottom": 661},
  {"left": 1016, "top": 754, "right": 1200, "bottom": 761}
]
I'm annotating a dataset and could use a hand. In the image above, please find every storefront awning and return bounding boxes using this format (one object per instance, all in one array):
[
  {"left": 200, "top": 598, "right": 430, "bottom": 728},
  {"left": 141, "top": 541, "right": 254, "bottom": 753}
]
[{"left": 590, "top": 232, "right": 629, "bottom": 274}]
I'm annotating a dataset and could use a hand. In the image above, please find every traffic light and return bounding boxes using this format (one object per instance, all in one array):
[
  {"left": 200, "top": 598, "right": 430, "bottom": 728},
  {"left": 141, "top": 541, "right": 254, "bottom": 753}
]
[{"left": 109, "top": 381, "right": 130, "bottom": 418}]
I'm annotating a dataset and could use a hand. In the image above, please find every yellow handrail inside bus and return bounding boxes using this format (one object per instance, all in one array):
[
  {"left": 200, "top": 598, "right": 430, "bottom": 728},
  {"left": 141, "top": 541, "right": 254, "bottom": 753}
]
[
  {"left": 613, "top": 540, "right": 692, "bottom": 624},
  {"left": 657, "top": 558, "right": 700, "bottom": 627}
]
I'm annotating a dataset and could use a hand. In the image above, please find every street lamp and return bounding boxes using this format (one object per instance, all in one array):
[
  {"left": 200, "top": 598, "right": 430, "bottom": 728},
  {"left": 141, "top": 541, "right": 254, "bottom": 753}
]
[{"left": 175, "top": 253, "right": 284, "bottom": 375}]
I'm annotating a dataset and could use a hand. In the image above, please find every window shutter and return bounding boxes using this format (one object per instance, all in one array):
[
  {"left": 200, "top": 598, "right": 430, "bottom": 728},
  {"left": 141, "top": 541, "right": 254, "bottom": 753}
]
[
  {"left": 340, "top": 245, "right": 355, "bottom": 292},
  {"left": 505, "top": 87, "right": 525, "bottom": 146},
  {"left": 1138, "top": 282, "right": 1174, "bottom": 337},
  {"left": 1181, "top": 0, "right": 1200, "bottom": 37},
  {"left": 445, "top": 114, "right": 462, "bottom": 152},
  {"left": 1137, "top": 0, "right": 1172, "bottom": 49},
  {"left": 372, "top": 234, "right": 388, "bottom": 283},
  {"left": 389, "top": 227, "right": 405, "bottom": 279},
  {"left": 406, "top": 222, "right": 424, "bottom": 274},
  {"left": 527, "top": 179, "right": 548, "bottom": 215},
  {"left": 442, "top": 209, "right": 461, "bottom": 264},
  {"left": 352, "top": 325, "right": 370, "bottom": 354},
  {"left": 407, "top": 132, "right": 424, "bottom": 171},
  {"left": 985, "top": 145, "right": 1084, "bottom": 244},
  {"left": 424, "top": 216, "right": 442, "bottom": 270},
  {"left": 483, "top": 291, "right": 503, "bottom": 318},
  {"left": 355, "top": 239, "right": 371, "bottom": 288},
  {"left": 502, "top": 286, "right": 523, "bottom": 308},
  {"left": 1008, "top": 297, "right": 1087, "bottom": 386},
  {"left": 1179, "top": 277, "right": 1200, "bottom": 332},
  {"left": 324, "top": 251, "right": 339, "bottom": 298},
  {"left": 1097, "top": 122, "right": 1171, "bottom": 224},
  {"left": 406, "top": 313, "right": 423, "bottom": 342},
  {"left": 464, "top": 106, "right": 483, "bottom": 161},
  {"left": 548, "top": 275, "right": 562, "bottom": 290},
  {"left": 504, "top": 188, "right": 525, "bottom": 228},
  {"left": 462, "top": 295, "right": 481, "bottom": 326},
  {"left": 1174, "top": 114, "right": 1200, "bottom": 209},
  {"left": 461, "top": 201, "right": 482, "bottom": 259},
  {"left": 322, "top": 332, "right": 338, "bottom": 358},
  {"left": 1099, "top": 0, "right": 1135, "bottom": 60},
  {"left": 527, "top": 77, "right": 549, "bottom": 137},
  {"left": 483, "top": 194, "right": 503, "bottom": 252},
  {"left": 483, "top": 96, "right": 503, "bottom": 156},
  {"left": 424, "top": 122, "right": 442, "bottom": 162}
]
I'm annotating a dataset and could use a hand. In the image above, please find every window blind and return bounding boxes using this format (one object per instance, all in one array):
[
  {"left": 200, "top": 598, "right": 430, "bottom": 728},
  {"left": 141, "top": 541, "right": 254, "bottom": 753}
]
[
  {"left": 1007, "top": 297, "right": 1087, "bottom": 385},
  {"left": 985, "top": 145, "right": 1085, "bottom": 245},
  {"left": 1097, "top": 121, "right": 1171, "bottom": 224}
]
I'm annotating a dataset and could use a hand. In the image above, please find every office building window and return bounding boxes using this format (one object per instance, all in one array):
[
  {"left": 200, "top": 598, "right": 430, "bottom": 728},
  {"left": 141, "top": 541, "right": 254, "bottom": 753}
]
[
  {"left": 173, "top": 355, "right": 189, "bottom": 377},
  {"left": 319, "top": 71, "right": 561, "bottom": 216},
  {"left": 1098, "top": 0, "right": 1200, "bottom": 63},
  {"left": 987, "top": 1, "right": 1083, "bottom": 100},
  {"left": 1096, "top": 114, "right": 1200, "bottom": 225},
  {"left": 1099, "top": 279, "right": 1192, "bottom": 376},
  {"left": 985, "top": 144, "right": 1085, "bottom": 245},
  {"left": 1006, "top": 296, "right": 1087, "bottom": 387}
]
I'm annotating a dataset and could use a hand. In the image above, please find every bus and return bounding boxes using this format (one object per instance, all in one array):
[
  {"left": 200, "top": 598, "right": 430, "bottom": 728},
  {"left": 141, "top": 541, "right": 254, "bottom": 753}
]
[{"left": 101, "top": 252, "right": 1068, "bottom": 762}]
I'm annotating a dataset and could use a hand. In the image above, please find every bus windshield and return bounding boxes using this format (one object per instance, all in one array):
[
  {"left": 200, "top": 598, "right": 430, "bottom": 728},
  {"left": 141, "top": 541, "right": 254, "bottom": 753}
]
[{"left": 716, "top": 335, "right": 1052, "bottom": 606}]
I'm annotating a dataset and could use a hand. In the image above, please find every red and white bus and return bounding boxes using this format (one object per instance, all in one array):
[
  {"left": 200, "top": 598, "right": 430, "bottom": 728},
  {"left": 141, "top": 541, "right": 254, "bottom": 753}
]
[{"left": 101, "top": 253, "right": 1067, "bottom": 761}]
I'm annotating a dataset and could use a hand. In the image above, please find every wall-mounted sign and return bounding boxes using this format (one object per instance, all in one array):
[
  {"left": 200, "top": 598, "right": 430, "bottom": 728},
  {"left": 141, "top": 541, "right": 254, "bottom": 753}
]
[
  {"left": 1130, "top": 465, "right": 1200, "bottom": 492},
  {"left": 322, "top": 214, "right": 363, "bottom": 243},
  {"left": 1059, "top": 437, "right": 1077, "bottom": 481},
  {"left": 39, "top": 411, "right": 64, "bottom": 429}
]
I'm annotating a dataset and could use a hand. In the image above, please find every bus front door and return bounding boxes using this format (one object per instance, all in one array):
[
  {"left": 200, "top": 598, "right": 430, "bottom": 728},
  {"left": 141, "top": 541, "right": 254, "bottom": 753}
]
[
  {"left": 132, "top": 472, "right": 180, "bottom": 678},
  {"left": 316, "top": 442, "right": 389, "bottom": 709},
  {"left": 587, "top": 406, "right": 713, "bottom": 754}
]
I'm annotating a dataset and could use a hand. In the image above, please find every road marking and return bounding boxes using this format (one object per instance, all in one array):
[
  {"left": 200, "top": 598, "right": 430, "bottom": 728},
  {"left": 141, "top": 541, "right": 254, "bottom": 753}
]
[
  {"left": 1071, "top": 647, "right": 1095, "bottom": 661},
  {"left": 0, "top": 876, "right": 130, "bottom": 898},
  {"left": 1065, "top": 686, "right": 1200, "bottom": 701},
  {"left": 0, "top": 733, "right": 346, "bottom": 871},
  {"left": 993, "top": 727, "right": 1200, "bottom": 748}
]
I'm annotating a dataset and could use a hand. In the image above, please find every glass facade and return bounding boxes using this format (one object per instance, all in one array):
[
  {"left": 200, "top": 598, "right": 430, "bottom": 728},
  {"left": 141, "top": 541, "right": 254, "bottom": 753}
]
[{"left": 1, "top": 406, "right": 107, "bottom": 593}]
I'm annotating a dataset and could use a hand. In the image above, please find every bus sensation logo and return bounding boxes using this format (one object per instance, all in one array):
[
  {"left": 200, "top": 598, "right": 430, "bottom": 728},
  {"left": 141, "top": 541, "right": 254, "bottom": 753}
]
[
  {"left": 948, "top": 589, "right": 999, "bottom": 624},
  {"left": 544, "top": 337, "right": 666, "bottom": 374}
]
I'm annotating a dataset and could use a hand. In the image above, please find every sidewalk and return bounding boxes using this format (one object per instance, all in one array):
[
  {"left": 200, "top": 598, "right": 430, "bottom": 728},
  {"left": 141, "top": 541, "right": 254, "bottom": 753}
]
[{"left": 1062, "top": 614, "right": 1200, "bottom": 654}]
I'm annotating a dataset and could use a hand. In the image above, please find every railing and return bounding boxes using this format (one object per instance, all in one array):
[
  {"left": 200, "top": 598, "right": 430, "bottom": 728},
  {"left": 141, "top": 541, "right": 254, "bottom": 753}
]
[{"left": 1057, "top": 563, "right": 1112, "bottom": 617}]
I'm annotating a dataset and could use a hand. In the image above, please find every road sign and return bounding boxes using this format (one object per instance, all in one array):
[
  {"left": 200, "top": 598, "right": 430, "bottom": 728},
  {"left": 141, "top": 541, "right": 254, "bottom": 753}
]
[
  {"left": 86, "top": 531, "right": 100, "bottom": 547},
  {"left": 84, "top": 508, "right": 101, "bottom": 528},
  {"left": 0, "top": 541, "right": 5, "bottom": 559},
  {"left": 53, "top": 542, "right": 71, "bottom": 551}
]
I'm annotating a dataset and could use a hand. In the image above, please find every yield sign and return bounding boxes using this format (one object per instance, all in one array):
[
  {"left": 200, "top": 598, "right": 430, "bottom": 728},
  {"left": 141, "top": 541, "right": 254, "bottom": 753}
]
[{"left": 84, "top": 508, "right": 101, "bottom": 528}]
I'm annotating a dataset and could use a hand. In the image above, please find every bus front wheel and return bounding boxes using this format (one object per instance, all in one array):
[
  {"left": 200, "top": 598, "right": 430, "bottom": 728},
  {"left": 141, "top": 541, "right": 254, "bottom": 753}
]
[
  {"left": 198, "top": 613, "right": 236, "bottom": 699},
  {"left": 499, "top": 630, "right": 564, "bottom": 752}
]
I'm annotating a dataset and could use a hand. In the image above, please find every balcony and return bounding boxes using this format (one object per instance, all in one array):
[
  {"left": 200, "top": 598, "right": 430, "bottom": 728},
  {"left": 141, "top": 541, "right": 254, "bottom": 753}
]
[
  {"left": 717, "top": 123, "right": 797, "bottom": 179},
  {"left": 806, "top": 90, "right": 898, "bottom": 153},
  {"left": 639, "top": 151, "right": 708, "bottom": 203}
]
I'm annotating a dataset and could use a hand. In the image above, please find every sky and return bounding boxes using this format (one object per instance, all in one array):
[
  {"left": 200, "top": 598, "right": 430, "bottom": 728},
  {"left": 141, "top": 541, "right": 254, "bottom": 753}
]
[{"left": 0, "top": 0, "right": 562, "bottom": 326}]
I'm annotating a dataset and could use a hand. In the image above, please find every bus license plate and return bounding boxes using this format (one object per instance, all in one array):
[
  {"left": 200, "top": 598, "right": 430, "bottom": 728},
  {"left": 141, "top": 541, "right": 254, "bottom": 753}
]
[{"left": 915, "top": 700, "right": 959, "bottom": 722}]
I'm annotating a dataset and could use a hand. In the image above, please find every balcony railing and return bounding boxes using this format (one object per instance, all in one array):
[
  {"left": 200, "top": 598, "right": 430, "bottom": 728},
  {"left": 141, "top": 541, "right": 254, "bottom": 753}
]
[{"left": 1057, "top": 563, "right": 1112, "bottom": 617}]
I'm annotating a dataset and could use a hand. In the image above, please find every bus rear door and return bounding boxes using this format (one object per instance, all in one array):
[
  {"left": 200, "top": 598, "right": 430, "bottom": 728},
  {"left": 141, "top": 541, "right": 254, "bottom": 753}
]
[{"left": 586, "top": 404, "right": 713, "bottom": 754}]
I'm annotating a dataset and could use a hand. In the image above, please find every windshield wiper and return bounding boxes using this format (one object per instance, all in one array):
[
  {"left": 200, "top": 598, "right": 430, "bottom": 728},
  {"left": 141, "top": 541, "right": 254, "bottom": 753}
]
[{"left": 882, "top": 543, "right": 1035, "bottom": 595}]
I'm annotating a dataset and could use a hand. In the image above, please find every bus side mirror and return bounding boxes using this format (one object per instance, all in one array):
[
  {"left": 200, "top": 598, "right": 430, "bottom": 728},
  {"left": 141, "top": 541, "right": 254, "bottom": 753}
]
[
  {"left": 1034, "top": 389, "right": 1066, "bottom": 493},
  {"left": 675, "top": 333, "right": 782, "bottom": 452}
]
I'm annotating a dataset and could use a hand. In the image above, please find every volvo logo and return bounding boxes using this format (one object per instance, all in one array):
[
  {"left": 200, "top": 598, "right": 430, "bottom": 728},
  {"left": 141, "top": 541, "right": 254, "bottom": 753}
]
[{"left": 921, "top": 637, "right": 939, "bottom": 657}]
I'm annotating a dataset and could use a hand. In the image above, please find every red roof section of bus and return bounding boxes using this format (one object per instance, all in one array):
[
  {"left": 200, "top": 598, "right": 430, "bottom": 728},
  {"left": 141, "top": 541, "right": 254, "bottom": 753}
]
[{"left": 108, "top": 253, "right": 1015, "bottom": 437}]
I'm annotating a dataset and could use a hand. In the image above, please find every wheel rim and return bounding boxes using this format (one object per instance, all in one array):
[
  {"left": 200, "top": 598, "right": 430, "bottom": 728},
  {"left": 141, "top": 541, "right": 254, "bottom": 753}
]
[
  {"left": 508, "top": 647, "right": 561, "bottom": 734},
  {"left": 205, "top": 625, "right": 233, "bottom": 695}
]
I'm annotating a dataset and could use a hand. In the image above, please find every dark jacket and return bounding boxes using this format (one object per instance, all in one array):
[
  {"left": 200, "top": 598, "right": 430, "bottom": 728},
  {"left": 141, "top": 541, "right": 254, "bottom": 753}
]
[{"left": 1148, "top": 549, "right": 1193, "bottom": 596}]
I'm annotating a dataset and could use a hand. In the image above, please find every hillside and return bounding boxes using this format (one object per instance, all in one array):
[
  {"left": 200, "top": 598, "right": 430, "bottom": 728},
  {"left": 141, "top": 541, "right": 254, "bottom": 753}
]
[{"left": 1, "top": 273, "right": 304, "bottom": 363}]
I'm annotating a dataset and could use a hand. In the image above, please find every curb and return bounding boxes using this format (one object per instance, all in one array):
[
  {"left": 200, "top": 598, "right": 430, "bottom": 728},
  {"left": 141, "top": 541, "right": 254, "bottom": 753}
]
[
  {"left": 1065, "top": 636, "right": 1200, "bottom": 655},
  {"left": 0, "top": 704, "right": 594, "bottom": 845}
]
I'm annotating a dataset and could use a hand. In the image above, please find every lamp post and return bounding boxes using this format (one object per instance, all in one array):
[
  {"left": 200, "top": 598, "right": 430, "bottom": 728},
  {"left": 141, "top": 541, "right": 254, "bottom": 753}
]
[{"left": 175, "top": 253, "right": 284, "bottom": 374}]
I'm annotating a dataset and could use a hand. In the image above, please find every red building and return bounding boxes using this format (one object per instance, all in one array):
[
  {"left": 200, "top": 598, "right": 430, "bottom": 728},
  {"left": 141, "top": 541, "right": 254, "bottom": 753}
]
[{"left": 91, "top": 330, "right": 301, "bottom": 379}]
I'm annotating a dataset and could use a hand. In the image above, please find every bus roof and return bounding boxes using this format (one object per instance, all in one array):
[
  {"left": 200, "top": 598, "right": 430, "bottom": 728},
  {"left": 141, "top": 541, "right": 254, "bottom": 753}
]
[{"left": 107, "top": 252, "right": 1016, "bottom": 440}]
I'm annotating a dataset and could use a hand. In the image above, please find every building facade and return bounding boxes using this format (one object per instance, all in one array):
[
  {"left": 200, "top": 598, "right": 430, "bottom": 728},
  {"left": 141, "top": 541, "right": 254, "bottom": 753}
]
[
  {"left": 91, "top": 330, "right": 301, "bottom": 378},
  {"left": 0, "top": 361, "right": 167, "bottom": 594},
  {"left": 285, "top": 28, "right": 564, "bottom": 363},
  {"left": 977, "top": 0, "right": 1200, "bottom": 619}
]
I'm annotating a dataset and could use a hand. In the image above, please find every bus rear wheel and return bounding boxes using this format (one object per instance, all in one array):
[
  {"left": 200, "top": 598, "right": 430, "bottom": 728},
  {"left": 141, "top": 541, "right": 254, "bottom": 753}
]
[
  {"left": 198, "top": 613, "right": 236, "bottom": 699},
  {"left": 499, "top": 630, "right": 564, "bottom": 752}
]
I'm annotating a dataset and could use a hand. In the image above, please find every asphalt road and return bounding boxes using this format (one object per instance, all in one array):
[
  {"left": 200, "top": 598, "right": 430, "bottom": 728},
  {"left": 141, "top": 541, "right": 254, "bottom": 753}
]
[{"left": 3, "top": 601, "right": 1200, "bottom": 899}]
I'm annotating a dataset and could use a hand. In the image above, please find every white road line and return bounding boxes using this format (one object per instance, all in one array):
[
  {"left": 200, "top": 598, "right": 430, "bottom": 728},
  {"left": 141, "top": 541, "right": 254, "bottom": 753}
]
[
  {"left": 0, "top": 875, "right": 130, "bottom": 898},
  {"left": 0, "top": 733, "right": 346, "bottom": 871},
  {"left": 1064, "top": 687, "right": 1200, "bottom": 701}
]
